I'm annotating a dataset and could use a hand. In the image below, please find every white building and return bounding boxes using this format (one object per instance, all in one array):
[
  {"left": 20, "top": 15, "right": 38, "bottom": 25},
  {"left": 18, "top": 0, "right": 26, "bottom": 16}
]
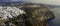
[{"left": 0, "top": 6, "right": 26, "bottom": 20}]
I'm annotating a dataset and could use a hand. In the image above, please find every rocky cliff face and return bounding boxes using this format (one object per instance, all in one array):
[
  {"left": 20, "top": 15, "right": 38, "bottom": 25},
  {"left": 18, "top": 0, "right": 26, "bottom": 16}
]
[
  {"left": 0, "top": 4, "right": 55, "bottom": 26},
  {"left": 21, "top": 4, "right": 55, "bottom": 26}
]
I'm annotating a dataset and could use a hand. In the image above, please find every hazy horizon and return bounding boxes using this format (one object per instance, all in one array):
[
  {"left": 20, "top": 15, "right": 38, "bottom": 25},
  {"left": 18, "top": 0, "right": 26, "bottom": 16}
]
[{"left": 10, "top": 0, "right": 60, "bottom": 6}]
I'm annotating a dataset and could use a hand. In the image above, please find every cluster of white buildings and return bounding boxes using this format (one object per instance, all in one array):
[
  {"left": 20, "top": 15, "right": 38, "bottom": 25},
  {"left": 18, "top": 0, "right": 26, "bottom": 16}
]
[{"left": 0, "top": 6, "right": 26, "bottom": 20}]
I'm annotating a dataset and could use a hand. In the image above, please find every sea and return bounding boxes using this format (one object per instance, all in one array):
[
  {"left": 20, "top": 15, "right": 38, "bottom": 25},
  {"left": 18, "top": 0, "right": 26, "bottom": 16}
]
[{"left": 48, "top": 7, "right": 60, "bottom": 26}]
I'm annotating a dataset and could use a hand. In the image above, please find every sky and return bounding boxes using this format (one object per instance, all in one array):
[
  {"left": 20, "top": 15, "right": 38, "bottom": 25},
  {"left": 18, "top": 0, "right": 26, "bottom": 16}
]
[
  {"left": 0, "top": 0, "right": 59, "bottom": 6},
  {"left": 10, "top": 0, "right": 60, "bottom": 6}
]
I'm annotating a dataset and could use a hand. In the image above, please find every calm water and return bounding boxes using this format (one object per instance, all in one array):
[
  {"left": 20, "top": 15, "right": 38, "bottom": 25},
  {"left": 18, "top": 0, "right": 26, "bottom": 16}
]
[{"left": 48, "top": 7, "right": 60, "bottom": 26}]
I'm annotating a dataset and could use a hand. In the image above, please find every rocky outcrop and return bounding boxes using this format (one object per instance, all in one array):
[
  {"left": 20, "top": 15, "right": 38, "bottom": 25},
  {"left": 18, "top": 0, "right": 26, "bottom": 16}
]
[
  {"left": 0, "top": 4, "right": 55, "bottom": 26},
  {"left": 21, "top": 5, "right": 55, "bottom": 26}
]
